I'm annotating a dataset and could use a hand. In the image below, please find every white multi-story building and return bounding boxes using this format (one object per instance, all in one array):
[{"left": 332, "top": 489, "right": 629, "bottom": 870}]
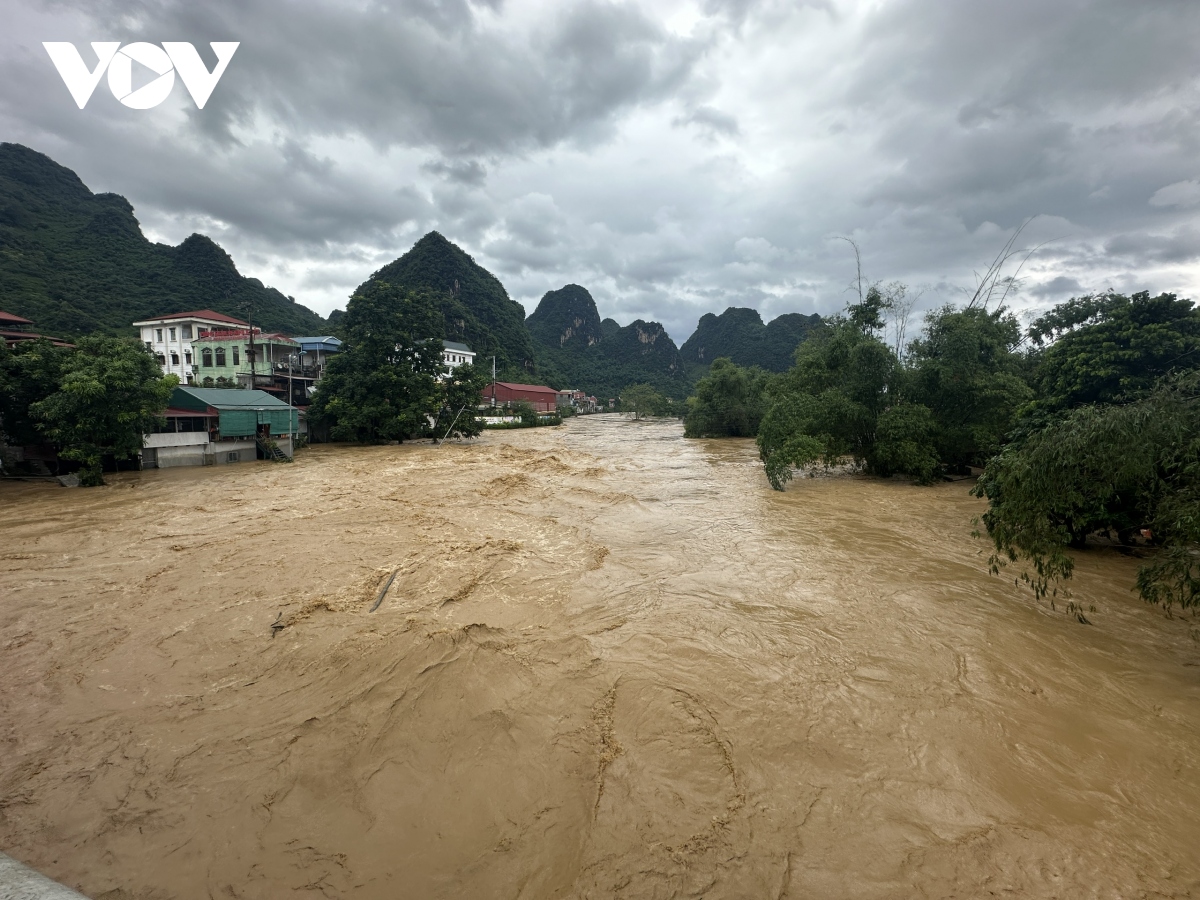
[
  {"left": 132, "top": 309, "right": 250, "bottom": 384},
  {"left": 442, "top": 340, "right": 476, "bottom": 371}
]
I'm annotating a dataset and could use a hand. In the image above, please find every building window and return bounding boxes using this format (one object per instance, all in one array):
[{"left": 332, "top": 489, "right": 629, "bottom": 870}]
[
  {"left": 155, "top": 354, "right": 166, "bottom": 366},
  {"left": 215, "top": 348, "right": 226, "bottom": 366},
  {"left": 144, "top": 341, "right": 152, "bottom": 350},
  {"left": 202, "top": 348, "right": 212, "bottom": 367},
  {"left": 184, "top": 351, "right": 192, "bottom": 364},
  {"left": 169, "top": 327, "right": 176, "bottom": 341},
  {"left": 182, "top": 325, "right": 192, "bottom": 339},
  {"left": 171, "top": 353, "right": 180, "bottom": 365},
  {"left": 156, "top": 328, "right": 163, "bottom": 342},
  {"left": 233, "top": 347, "right": 240, "bottom": 365}
]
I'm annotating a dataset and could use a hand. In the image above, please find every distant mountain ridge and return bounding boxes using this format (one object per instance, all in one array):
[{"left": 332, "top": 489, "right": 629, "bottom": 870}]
[
  {"left": 526, "top": 284, "right": 685, "bottom": 399},
  {"left": 680, "top": 306, "right": 823, "bottom": 373},
  {"left": 0, "top": 143, "right": 327, "bottom": 337}
]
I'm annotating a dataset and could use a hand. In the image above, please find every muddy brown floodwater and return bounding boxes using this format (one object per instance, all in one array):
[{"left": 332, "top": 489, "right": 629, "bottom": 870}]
[{"left": 2, "top": 416, "right": 1199, "bottom": 899}]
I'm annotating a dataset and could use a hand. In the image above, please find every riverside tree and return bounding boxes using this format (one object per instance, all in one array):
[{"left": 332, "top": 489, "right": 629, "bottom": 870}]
[
  {"left": 620, "top": 383, "right": 671, "bottom": 419},
  {"left": 683, "top": 358, "right": 772, "bottom": 437},
  {"left": 436, "top": 361, "right": 488, "bottom": 439},
  {"left": 974, "top": 372, "right": 1200, "bottom": 610},
  {"left": 309, "top": 282, "right": 446, "bottom": 442},
  {"left": 907, "top": 305, "right": 1033, "bottom": 469},
  {"left": 972, "top": 292, "right": 1200, "bottom": 609},
  {"left": 755, "top": 292, "right": 943, "bottom": 489},
  {"left": 0, "top": 337, "right": 70, "bottom": 448},
  {"left": 29, "top": 336, "right": 176, "bottom": 486},
  {"left": 1027, "top": 291, "right": 1200, "bottom": 410}
]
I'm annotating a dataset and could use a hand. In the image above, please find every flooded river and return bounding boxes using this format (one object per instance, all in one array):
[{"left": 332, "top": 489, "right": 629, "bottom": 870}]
[{"left": 2, "top": 416, "right": 1198, "bottom": 898}]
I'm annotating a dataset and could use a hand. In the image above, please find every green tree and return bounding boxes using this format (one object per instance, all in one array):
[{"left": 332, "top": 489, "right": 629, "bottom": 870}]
[
  {"left": 620, "top": 383, "right": 670, "bottom": 419},
  {"left": 907, "top": 305, "right": 1032, "bottom": 468},
  {"left": 511, "top": 401, "right": 540, "bottom": 427},
  {"left": 684, "top": 358, "right": 772, "bottom": 437},
  {"left": 1028, "top": 291, "right": 1200, "bottom": 410},
  {"left": 308, "top": 282, "right": 445, "bottom": 442},
  {"left": 30, "top": 336, "right": 176, "bottom": 486},
  {"left": 757, "top": 311, "right": 937, "bottom": 488},
  {"left": 0, "top": 338, "right": 70, "bottom": 447},
  {"left": 436, "top": 361, "right": 488, "bottom": 439},
  {"left": 973, "top": 372, "right": 1200, "bottom": 609}
]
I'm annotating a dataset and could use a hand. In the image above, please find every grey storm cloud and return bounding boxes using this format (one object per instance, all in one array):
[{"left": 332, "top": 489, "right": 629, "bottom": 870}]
[{"left": 2, "top": 0, "right": 1200, "bottom": 344}]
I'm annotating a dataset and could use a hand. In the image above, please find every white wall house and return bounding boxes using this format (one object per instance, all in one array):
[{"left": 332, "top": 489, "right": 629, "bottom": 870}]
[
  {"left": 132, "top": 309, "right": 250, "bottom": 384},
  {"left": 442, "top": 340, "right": 476, "bottom": 371}
]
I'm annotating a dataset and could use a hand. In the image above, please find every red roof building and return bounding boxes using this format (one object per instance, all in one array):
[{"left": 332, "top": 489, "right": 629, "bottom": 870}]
[
  {"left": 147, "top": 309, "right": 249, "bottom": 326},
  {"left": 0, "top": 310, "right": 73, "bottom": 349},
  {"left": 485, "top": 381, "right": 561, "bottom": 412}
]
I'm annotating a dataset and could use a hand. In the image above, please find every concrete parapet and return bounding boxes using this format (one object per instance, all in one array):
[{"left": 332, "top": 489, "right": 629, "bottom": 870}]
[{"left": 0, "top": 853, "right": 90, "bottom": 900}]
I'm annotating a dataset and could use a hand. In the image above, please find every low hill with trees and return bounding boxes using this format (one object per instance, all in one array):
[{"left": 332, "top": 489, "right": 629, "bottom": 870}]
[
  {"left": 0, "top": 143, "right": 327, "bottom": 337},
  {"left": 365, "top": 231, "right": 535, "bottom": 379}
]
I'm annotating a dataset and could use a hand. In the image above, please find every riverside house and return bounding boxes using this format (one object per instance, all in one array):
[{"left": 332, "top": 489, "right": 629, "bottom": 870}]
[
  {"left": 133, "top": 310, "right": 250, "bottom": 384},
  {"left": 141, "top": 386, "right": 300, "bottom": 468},
  {"left": 486, "top": 381, "right": 560, "bottom": 413},
  {"left": 191, "top": 329, "right": 299, "bottom": 392}
]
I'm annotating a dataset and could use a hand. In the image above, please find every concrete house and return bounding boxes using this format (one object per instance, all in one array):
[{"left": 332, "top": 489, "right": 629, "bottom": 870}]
[
  {"left": 133, "top": 310, "right": 250, "bottom": 384},
  {"left": 142, "top": 386, "right": 300, "bottom": 468},
  {"left": 191, "top": 329, "right": 299, "bottom": 391},
  {"left": 442, "top": 340, "right": 476, "bottom": 372}
]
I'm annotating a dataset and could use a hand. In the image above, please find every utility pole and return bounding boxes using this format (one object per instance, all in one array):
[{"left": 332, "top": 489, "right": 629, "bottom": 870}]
[
  {"left": 239, "top": 296, "right": 256, "bottom": 389},
  {"left": 491, "top": 355, "right": 496, "bottom": 407}
]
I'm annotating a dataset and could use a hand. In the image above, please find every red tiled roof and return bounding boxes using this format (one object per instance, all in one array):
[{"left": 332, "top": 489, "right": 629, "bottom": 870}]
[
  {"left": 494, "top": 381, "right": 558, "bottom": 395},
  {"left": 192, "top": 329, "right": 296, "bottom": 344},
  {"left": 139, "top": 310, "right": 249, "bottom": 325},
  {"left": 0, "top": 310, "right": 34, "bottom": 325},
  {"left": 1, "top": 331, "right": 74, "bottom": 348}
]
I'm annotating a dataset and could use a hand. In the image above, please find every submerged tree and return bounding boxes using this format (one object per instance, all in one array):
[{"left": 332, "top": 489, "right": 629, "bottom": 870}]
[
  {"left": 31, "top": 337, "right": 175, "bottom": 486},
  {"left": 309, "top": 282, "right": 445, "bottom": 442},
  {"left": 756, "top": 294, "right": 946, "bottom": 489},
  {"left": 907, "top": 305, "right": 1032, "bottom": 469},
  {"left": 974, "top": 372, "right": 1200, "bottom": 609},
  {"left": 620, "top": 383, "right": 671, "bottom": 420},
  {"left": 683, "top": 358, "right": 772, "bottom": 437}
]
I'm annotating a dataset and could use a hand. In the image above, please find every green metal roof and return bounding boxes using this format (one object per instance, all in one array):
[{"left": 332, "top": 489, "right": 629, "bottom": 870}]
[{"left": 171, "top": 386, "right": 294, "bottom": 411}]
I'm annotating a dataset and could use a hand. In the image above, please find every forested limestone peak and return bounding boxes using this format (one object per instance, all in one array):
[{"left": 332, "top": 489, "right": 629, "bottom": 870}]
[
  {"left": 681, "top": 305, "right": 822, "bottom": 372},
  {"left": 366, "top": 231, "right": 535, "bottom": 376},
  {"left": 526, "top": 284, "right": 604, "bottom": 349},
  {"left": 0, "top": 142, "right": 327, "bottom": 337}
]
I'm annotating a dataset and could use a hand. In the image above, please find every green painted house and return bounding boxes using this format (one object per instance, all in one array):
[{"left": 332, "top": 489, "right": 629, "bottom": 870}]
[
  {"left": 169, "top": 386, "right": 299, "bottom": 438},
  {"left": 143, "top": 386, "right": 300, "bottom": 468},
  {"left": 192, "top": 329, "right": 299, "bottom": 389}
]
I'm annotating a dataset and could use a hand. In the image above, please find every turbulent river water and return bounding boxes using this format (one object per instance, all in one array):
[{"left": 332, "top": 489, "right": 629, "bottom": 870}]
[{"left": 2, "top": 416, "right": 1199, "bottom": 899}]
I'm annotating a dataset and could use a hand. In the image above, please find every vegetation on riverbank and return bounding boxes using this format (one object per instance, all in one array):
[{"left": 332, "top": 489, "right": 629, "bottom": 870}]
[
  {"left": 685, "top": 287, "right": 1200, "bottom": 609},
  {"left": 0, "top": 336, "right": 175, "bottom": 485},
  {"left": 308, "top": 281, "right": 489, "bottom": 443}
]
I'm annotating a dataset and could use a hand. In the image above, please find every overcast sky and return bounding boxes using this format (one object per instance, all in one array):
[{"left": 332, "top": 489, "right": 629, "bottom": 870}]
[{"left": 3, "top": 0, "right": 1199, "bottom": 343}]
